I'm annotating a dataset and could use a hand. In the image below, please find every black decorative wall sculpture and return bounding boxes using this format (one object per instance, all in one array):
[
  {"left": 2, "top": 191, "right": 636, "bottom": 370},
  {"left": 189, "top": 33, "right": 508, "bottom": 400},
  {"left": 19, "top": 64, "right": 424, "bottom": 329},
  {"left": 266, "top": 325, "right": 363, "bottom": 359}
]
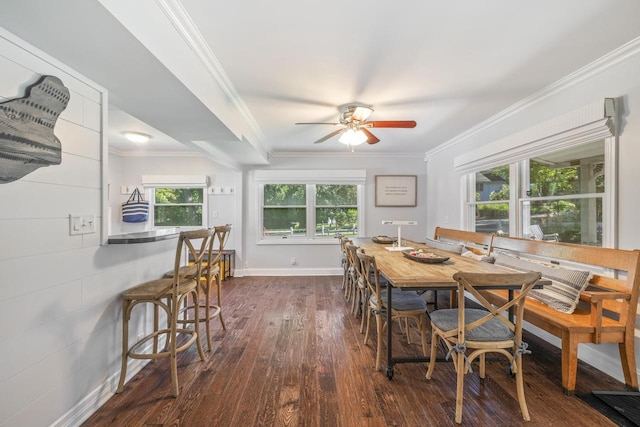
[{"left": 0, "top": 75, "right": 70, "bottom": 184}]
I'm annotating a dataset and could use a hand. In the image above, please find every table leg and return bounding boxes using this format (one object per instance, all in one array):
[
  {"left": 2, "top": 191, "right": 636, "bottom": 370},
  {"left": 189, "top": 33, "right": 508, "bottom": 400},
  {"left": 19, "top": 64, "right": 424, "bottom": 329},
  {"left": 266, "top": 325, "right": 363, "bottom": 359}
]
[
  {"left": 386, "top": 283, "right": 394, "bottom": 379},
  {"left": 508, "top": 289, "right": 514, "bottom": 322}
]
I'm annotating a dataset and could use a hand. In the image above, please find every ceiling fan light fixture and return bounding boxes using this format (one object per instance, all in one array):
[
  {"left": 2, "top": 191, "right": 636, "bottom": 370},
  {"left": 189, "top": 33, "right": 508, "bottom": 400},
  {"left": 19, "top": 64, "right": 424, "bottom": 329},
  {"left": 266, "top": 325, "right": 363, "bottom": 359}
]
[
  {"left": 123, "top": 131, "right": 151, "bottom": 143},
  {"left": 339, "top": 129, "right": 367, "bottom": 146}
]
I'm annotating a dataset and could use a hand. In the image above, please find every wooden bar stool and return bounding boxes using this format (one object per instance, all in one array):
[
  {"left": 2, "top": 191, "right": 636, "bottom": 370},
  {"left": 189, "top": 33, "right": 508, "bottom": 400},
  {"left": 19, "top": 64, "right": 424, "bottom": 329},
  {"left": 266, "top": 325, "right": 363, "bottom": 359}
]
[
  {"left": 116, "top": 229, "right": 212, "bottom": 397},
  {"left": 166, "top": 225, "right": 231, "bottom": 351},
  {"left": 197, "top": 225, "right": 231, "bottom": 350}
]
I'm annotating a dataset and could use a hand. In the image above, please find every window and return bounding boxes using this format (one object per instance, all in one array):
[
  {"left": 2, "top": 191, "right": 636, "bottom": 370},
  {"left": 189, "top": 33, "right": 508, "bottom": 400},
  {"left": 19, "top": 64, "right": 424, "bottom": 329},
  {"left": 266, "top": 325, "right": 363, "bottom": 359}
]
[
  {"left": 255, "top": 170, "right": 365, "bottom": 243},
  {"left": 315, "top": 184, "right": 359, "bottom": 237},
  {"left": 471, "top": 166, "right": 510, "bottom": 235},
  {"left": 263, "top": 184, "right": 307, "bottom": 237},
  {"left": 523, "top": 142, "right": 604, "bottom": 245},
  {"left": 141, "top": 175, "right": 209, "bottom": 229},
  {"left": 456, "top": 99, "right": 616, "bottom": 247},
  {"left": 465, "top": 141, "right": 607, "bottom": 246},
  {"left": 151, "top": 187, "right": 206, "bottom": 228}
]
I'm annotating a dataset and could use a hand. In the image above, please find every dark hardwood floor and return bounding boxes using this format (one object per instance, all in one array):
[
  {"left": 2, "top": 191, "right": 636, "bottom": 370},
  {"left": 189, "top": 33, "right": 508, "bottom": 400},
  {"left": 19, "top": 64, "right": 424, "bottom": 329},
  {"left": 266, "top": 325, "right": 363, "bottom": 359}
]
[{"left": 83, "top": 276, "right": 624, "bottom": 426}]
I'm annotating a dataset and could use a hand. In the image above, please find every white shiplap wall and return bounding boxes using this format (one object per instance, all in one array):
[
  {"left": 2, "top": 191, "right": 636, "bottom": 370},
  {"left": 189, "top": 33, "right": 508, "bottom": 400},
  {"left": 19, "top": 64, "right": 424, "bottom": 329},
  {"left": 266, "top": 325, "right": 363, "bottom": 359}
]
[{"left": 0, "top": 29, "right": 176, "bottom": 427}]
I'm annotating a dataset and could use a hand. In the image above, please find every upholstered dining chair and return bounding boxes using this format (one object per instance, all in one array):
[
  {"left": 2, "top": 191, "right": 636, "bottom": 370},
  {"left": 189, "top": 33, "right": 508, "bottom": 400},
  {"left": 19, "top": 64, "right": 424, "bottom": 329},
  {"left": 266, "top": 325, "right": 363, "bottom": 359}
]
[
  {"left": 117, "top": 229, "right": 212, "bottom": 397},
  {"left": 357, "top": 251, "right": 429, "bottom": 371},
  {"left": 425, "top": 271, "right": 542, "bottom": 423}
]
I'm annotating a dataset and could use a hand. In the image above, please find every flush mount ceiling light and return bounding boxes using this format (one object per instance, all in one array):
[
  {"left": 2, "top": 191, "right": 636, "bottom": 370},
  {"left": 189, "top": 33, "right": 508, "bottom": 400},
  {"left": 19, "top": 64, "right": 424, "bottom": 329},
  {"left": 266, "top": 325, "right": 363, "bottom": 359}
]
[{"left": 123, "top": 131, "right": 151, "bottom": 143}]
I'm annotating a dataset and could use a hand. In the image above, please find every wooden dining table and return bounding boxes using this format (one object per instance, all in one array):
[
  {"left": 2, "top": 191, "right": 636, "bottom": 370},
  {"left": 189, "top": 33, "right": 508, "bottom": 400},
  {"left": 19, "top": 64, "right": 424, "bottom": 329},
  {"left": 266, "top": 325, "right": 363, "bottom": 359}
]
[{"left": 352, "top": 237, "right": 543, "bottom": 379}]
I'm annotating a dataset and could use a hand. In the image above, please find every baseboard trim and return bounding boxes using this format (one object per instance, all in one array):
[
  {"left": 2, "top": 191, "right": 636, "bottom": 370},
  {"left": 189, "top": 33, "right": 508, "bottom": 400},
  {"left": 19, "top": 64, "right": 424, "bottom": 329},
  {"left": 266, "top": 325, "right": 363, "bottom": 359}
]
[
  {"left": 237, "top": 268, "right": 342, "bottom": 277},
  {"left": 50, "top": 347, "right": 153, "bottom": 426}
]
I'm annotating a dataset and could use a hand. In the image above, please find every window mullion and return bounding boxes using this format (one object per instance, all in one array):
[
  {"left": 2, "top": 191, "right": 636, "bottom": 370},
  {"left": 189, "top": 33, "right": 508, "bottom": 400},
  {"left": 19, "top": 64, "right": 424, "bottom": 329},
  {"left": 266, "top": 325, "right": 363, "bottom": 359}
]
[
  {"left": 603, "top": 136, "right": 616, "bottom": 248},
  {"left": 514, "top": 160, "right": 526, "bottom": 238},
  {"left": 462, "top": 174, "right": 473, "bottom": 231},
  {"left": 308, "top": 184, "right": 315, "bottom": 238}
]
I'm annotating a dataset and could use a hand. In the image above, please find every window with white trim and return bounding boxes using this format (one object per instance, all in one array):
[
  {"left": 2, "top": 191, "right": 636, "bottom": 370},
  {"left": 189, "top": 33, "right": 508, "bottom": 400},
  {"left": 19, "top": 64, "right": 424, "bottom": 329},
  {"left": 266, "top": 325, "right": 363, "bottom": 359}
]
[
  {"left": 151, "top": 187, "right": 206, "bottom": 228},
  {"left": 457, "top": 99, "right": 616, "bottom": 247},
  {"left": 141, "top": 175, "right": 209, "bottom": 229},
  {"left": 472, "top": 165, "right": 510, "bottom": 235},
  {"left": 256, "top": 170, "right": 365, "bottom": 243},
  {"left": 465, "top": 141, "right": 606, "bottom": 245}
]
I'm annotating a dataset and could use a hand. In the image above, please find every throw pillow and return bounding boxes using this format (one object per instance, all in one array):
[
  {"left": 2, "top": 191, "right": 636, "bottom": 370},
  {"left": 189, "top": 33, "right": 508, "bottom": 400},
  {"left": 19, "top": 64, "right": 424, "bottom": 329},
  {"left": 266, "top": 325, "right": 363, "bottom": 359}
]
[
  {"left": 461, "top": 249, "right": 495, "bottom": 264},
  {"left": 494, "top": 253, "right": 592, "bottom": 314}
]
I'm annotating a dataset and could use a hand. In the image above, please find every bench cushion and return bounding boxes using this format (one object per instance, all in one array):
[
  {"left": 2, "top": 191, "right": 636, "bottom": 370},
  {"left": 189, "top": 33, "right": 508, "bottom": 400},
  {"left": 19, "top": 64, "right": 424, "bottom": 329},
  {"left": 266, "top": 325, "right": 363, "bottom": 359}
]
[{"left": 494, "top": 253, "right": 591, "bottom": 314}]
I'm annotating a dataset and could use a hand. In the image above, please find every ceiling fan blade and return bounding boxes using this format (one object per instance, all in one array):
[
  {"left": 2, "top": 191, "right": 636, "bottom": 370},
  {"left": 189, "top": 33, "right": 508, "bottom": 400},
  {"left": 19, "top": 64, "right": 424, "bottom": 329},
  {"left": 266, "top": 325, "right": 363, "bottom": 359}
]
[
  {"left": 295, "top": 122, "right": 340, "bottom": 125},
  {"left": 361, "top": 128, "right": 380, "bottom": 145},
  {"left": 365, "top": 120, "right": 416, "bottom": 128},
  {"left": 313, "top": 128, "right": 344, "bottom": 144},
  {"left": 351, "top": 106, "right": 374, "bottom": 122}
]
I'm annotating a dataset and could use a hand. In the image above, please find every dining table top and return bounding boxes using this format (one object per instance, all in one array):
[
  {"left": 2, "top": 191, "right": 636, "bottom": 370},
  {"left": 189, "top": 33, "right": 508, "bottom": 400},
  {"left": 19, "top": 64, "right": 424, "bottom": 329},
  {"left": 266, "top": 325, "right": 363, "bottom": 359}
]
[{"left": 352, "top": 237, "right": 514, "bottom": 290}]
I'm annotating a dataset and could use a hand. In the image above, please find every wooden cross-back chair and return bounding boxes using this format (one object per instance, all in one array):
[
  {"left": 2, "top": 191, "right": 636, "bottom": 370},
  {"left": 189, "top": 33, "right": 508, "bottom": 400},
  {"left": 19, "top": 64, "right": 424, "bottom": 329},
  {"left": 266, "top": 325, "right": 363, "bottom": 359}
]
[
  {"left": 339, "top": 236, "right": 352, "bottom": 292},
  {"left": 117, "top": 229, "right": 212, "bottom": 397},
  {"left": 163, "top": 225, "right": 232, "bottom": 351},
  {"left": 198, "top": 224, "right": 231, "bottom": 349},
  {"left": 345, "top": 243, "right": 365, "bottom": 320},
  {"left": 358, "top": 251, "right": 428, "bottom": 371},
  {"left": 425, "top": 271, "right": 542, "bottom": 423}
]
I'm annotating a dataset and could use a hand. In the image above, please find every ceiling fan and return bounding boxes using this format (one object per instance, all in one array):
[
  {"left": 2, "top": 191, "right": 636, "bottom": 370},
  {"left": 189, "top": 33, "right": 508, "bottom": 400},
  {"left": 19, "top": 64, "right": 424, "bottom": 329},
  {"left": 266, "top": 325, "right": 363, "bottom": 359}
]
[{"left": 295, "top": 105, "right": 416, "bottom": 146}]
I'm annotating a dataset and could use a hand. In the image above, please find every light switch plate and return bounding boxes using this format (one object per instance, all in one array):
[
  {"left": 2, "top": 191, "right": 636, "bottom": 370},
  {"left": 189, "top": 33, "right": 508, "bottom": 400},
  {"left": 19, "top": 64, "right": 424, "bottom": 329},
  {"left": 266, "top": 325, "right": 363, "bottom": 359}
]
[{"left": 69, "top": 214, "right": 96, "bottom": 235}]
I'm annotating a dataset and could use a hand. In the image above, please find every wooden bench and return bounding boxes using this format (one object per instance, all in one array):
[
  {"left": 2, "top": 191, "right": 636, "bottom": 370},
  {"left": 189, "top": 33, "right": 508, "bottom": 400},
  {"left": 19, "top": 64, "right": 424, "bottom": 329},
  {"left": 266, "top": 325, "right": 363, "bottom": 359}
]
[
  {"left": 430, "top": 227, "right": 496, "bottom": 307},
  {"left": 433, "top": 226, "right": 494, "bottom": 254},
  {"left": 430, "top": 228, "right": 640, "bottom": 394}
]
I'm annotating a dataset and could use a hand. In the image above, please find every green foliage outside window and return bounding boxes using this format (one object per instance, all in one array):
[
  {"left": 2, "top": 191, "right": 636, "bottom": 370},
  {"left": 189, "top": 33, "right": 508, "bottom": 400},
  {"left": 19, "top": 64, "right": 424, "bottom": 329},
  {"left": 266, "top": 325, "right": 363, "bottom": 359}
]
[
  {"left": 154, "top": 188, "right": 203, "bottom": 227},
  {"left": 264, "top": 184, "right": 305, "bottom": 205},
  {"left": 262, "top": 183, "right": 359, "bottom": 237},
  {"left": 472, "top": 150, "right": 604, "bottom": 245},
  {"left": 315, "top": 184, "right": 358, "bottom": 236},
  {"left": 263, "top": 184, "right": 306, "bottom": 235}
]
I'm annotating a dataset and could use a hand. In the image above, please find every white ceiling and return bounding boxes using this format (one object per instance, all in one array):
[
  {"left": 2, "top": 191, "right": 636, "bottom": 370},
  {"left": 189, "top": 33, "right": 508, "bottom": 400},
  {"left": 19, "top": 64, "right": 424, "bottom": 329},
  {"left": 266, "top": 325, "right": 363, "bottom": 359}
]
[{"left": 1, "top": 0, "right": 639, "bottom": 168}]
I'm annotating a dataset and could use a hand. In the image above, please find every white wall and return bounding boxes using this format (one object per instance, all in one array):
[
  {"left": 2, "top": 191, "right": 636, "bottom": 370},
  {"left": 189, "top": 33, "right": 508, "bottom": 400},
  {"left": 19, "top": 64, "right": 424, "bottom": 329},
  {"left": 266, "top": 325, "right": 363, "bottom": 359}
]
[
  {"left": 242, "top": 155, "right": 428, "bottom": 275},
  {"left": 0, "top": 29, "right": 180, "bottom": 427},
  {"left": 108, "top": 154, "right": 241, "bottom": 233},
  {"left": 424, "top": 41, "right": 640, "bottom": 384}
]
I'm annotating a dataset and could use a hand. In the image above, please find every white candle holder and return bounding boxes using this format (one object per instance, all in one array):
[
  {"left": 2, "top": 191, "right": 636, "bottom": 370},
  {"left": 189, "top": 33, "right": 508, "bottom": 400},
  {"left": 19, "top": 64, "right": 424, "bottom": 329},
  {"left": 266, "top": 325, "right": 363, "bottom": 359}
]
[{"left": 381, "top": 220, "right": 417, "bottom": 251}]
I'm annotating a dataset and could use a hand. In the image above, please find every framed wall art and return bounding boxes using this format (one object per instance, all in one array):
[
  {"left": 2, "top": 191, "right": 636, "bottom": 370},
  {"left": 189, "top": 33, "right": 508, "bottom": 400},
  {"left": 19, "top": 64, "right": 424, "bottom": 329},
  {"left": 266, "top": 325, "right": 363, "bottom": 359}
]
[{"left": 375, "top": 175, "right": 417, "bottom": 207}]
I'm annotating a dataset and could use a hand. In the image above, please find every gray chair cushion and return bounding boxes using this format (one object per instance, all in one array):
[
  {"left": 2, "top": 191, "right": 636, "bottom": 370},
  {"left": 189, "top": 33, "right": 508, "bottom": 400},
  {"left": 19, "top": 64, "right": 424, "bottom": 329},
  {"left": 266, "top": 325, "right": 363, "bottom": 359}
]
[
  {"left": 429, "top": 308, "right": 513, "bottom": 341},
  {"left": 425, "top": 237, "right": 465, "bottom": 254},
  {"left": 494, "top": 253, "right": 592, "bottom": 314},
  {"left": 371, "top": 288, "right": 427, "bottom": 311}
]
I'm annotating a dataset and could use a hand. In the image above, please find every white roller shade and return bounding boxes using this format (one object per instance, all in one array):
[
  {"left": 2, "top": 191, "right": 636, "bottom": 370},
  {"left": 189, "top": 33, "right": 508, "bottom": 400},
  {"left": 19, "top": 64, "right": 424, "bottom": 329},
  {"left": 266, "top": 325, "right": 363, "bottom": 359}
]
[
  {"left": 141, "top": 175, "right": 209, "bottom": 187},
  {"left": 454, "top": 98, "right": 616, "bottom": 174}
]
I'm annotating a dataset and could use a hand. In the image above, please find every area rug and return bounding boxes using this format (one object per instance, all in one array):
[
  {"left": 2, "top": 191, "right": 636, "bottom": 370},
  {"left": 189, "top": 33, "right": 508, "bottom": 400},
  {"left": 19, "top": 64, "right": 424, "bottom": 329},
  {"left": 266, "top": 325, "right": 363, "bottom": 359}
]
[{"left": 578, "top": 391, "right": 640, "bottom": 427}]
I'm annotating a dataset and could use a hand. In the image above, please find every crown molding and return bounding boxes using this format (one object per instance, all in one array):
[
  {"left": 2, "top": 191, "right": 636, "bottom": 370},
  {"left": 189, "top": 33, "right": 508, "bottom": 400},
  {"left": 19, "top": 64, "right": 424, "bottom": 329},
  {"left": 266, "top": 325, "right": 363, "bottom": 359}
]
[
  {"left": 425, "top": 36, "right": 640, "bottom": 161},
  {"left": 155, "top": 0, "right": 266, "bottom": 145},
  {"left": 107, "top": 148, "right": 201, "bottom": 158}
]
